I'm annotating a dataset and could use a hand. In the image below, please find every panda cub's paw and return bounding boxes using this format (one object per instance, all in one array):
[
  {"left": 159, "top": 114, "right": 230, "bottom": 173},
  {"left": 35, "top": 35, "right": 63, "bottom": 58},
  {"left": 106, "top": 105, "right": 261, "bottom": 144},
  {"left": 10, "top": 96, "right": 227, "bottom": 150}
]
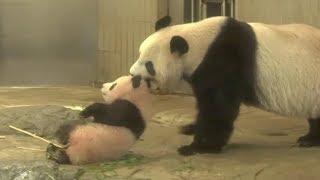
[
  {"left": 46, "top": 144, "right": 70, "bottom": 164},
  {"left": 179, "top": 123, "right": 195, "bottom": 136},
  {"left": 297, "top": 135, "right": 320, "bottom": 147},
  {"left": 80, "top": 103, "right": 106, "bottom": 118}
]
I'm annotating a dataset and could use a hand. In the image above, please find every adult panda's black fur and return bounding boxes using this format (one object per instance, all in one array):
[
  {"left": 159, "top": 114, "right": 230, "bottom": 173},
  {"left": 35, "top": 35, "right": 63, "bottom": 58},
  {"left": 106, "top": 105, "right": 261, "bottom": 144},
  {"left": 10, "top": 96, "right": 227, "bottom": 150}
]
[
  {"left": 130, "top": 16, "right": 320, "bottom": 155},
  {"left": 178, "top": 18, "right": 258, "bottom": 155}
]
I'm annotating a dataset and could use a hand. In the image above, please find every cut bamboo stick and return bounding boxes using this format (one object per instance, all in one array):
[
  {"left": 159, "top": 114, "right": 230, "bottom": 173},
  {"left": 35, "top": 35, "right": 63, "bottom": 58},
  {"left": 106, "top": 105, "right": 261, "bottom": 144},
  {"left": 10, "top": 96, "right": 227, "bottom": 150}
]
[
  {"left": 17, "top": 146, "right": 46, "bottom": 152},
  {"left": 9, "top": 125, "right": 66, "bottom": 149}
]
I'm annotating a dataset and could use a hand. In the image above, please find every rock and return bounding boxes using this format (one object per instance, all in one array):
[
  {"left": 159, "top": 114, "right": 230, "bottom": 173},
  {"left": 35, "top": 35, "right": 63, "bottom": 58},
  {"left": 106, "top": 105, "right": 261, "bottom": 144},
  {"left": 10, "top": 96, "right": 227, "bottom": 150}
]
[
  {"left": 0, "top": 105, "right": 87, "bottom": 179},
  {"left": 0, "top": 161, "right": 84, "bottom": 180},
  {"left": 0, "top": 105, "right": 83, "bottom": 138}
]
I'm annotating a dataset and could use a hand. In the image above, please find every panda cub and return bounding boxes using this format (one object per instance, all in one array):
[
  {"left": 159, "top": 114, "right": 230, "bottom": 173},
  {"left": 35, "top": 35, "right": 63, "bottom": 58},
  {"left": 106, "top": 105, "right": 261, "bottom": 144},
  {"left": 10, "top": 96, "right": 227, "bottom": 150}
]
[
  {"left": 130, "top": 16, "right": 320, "bottom": 155},
  {"left": 47, "top": 75, "right": 151, "bottom": 165}
]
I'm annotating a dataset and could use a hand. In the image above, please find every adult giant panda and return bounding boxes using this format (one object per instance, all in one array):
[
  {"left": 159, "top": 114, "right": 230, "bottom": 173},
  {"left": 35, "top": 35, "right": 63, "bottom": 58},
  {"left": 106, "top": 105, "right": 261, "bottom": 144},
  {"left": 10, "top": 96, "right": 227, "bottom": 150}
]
[{"left": 129, "top": 16, "right": 320, "bottom": 155}]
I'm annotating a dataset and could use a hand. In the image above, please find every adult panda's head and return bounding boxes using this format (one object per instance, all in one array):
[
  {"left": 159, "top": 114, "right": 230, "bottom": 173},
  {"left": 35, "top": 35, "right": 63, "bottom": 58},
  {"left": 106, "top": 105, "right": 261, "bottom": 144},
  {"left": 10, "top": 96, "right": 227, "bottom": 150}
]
[{"left": 130, "top": 16, "right": 190, "bottom": 91}]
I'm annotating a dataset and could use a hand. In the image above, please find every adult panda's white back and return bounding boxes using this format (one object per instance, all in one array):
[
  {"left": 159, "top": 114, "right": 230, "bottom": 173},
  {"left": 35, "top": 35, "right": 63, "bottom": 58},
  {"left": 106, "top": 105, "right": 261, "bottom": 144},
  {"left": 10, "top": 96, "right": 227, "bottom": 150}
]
[{"left": 251, "top": 23, "right": 320, "bottom": 118}]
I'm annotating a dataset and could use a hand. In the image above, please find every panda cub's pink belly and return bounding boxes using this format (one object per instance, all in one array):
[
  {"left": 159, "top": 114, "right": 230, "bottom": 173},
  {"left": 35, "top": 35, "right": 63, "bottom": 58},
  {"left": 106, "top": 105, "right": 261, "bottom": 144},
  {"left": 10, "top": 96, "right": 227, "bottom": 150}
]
[{"left": 66, "top": 123, "right": 136, "bottom": 165}]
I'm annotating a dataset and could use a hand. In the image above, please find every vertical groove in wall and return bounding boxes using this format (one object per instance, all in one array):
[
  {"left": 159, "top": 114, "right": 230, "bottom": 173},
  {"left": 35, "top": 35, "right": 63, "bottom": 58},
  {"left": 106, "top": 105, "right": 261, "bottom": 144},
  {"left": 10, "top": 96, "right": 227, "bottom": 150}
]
[{"left": 97, "top": 0, "right": 166, "bottom": 82}]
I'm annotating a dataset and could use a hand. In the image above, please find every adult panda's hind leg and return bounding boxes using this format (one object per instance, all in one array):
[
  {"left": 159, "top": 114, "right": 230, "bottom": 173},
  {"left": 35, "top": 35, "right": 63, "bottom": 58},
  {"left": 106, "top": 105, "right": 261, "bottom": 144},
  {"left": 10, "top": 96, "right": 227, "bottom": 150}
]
[{"left": 298, "top": 118, "right": 320, "bottom": 147}]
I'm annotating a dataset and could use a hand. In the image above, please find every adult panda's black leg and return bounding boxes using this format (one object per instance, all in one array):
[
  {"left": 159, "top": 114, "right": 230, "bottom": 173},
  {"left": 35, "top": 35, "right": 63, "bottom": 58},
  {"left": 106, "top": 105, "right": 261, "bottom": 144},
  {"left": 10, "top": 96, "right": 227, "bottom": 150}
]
[
  {"left": 298, "top": 118, "right": 320, "bottom": 147},
  {"left": 178, "top": 88, "right": 241, "bottom": 156},
  {"left": 179, "top": 123, "right": 196, "bottom": 135},
  {"left": 176, "top": 18, "right": 256, "bottom": 155}
]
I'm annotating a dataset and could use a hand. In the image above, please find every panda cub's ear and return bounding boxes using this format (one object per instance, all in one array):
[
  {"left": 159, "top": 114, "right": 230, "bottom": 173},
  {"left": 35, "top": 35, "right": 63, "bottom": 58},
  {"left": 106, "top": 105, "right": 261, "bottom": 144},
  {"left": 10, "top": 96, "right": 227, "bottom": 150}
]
[
  {"left": 155, "top": 16, "right": 171, "bottom": 31},
  {"left": 131, "top": 75, "right": 142, "bottom": 89},
  {"left": 109, "top": 83, "right": 117, "bottom": 91},
  {"left": 170, "top": 36, "right": 189, "bottom": 56}
]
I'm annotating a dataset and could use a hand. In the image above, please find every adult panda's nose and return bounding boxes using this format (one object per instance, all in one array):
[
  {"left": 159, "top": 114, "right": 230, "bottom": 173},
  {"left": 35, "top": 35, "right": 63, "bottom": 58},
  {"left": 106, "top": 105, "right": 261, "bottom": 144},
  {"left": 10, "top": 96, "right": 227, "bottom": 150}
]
[
  {"left": 129, "top": 61, "right": 139, "bottom": 75},
  {"left": 129, "top": 67, "right": 135, "bottom": 76}
]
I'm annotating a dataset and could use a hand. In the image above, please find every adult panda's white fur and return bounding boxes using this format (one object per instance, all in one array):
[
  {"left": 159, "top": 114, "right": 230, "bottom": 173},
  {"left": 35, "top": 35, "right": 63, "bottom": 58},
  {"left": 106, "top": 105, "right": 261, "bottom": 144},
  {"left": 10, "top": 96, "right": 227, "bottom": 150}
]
[
  {"left": 130, "top": 16, "right": 320, "bottom": 154},
  {"left": 47, "top": 76, "right": 150, "bottom": 165},
  {"left": 131, "top": 17, "right": 320, "bottom": 118},
  {"left": 251, "top": 23, "right": 320, "bottom": 118}
]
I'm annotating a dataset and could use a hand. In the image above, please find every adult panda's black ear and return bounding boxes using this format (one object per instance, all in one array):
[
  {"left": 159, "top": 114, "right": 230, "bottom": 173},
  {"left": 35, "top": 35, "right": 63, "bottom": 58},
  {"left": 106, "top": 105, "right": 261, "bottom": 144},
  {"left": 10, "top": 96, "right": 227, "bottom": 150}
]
[
  {"left": 132, "top": 75, "right": 142, "bottom": 89},
  {"left": 170, "top": 36, "right": 189, "bottom": 56},
  {"left": 155, "top": 16, "right": 171, "bottom": 31}
]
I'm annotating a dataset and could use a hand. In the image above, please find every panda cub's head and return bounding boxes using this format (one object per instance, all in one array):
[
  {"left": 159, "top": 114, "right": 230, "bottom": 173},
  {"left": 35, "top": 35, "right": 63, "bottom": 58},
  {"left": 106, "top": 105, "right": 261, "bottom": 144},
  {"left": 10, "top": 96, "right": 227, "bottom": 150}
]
[
  {"left": 130, "top": 16, "right": 190, "bottom": 91},
  {"left": 101, "top": 75, "right": 138, "bottom": 104},
  {"left": 101, "top": 75, "right": 152, "bottom": 121}
]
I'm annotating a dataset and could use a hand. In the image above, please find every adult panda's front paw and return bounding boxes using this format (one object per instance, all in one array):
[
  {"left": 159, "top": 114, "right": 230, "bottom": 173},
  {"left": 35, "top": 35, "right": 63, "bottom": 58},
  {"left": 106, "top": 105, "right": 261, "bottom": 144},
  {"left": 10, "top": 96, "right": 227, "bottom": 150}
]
[
  {"left": 297, "top": 135, "right": 320, "bottom": 147},
  {"left": 178, "top": 145, "right": 198, "bottom": 156},
  {"left": 179, "top": 123, "right": 195, "bottom": 136},
  {"left": 177, "top": 142, "right": 222, "bottom": 156}
]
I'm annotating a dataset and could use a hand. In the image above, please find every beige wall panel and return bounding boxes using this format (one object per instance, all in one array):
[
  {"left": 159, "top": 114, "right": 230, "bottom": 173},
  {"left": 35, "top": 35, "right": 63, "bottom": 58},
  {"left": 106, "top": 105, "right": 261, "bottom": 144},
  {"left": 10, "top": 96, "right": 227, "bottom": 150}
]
[
  {"left": 169, "top": 0, "right": 184, "bottom": 24},
  {"left": 97, "top": 0, "right": 167, "bottom": 82},
  {"left": 236, "top": 0, "right": 320, "bottom": 28},
  {"left": 96, "top": 52, "right": 105, "bottom": 82},
  {"left": 158, "top": 0, "right": 168, "bottom": 18}
]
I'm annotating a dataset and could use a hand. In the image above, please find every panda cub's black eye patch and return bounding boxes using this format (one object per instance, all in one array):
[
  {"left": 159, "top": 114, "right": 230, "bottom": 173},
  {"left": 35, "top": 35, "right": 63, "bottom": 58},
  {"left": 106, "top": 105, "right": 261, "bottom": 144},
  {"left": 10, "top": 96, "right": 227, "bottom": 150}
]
[
  {"left": 109, "top": 83, "right": 117, "bottom": 90},
  {"left": 145, "top": 61, "right": 156, "bottom": 76},
  {"left": 132, "top": 75, "right": 142, "bottom": 88}
]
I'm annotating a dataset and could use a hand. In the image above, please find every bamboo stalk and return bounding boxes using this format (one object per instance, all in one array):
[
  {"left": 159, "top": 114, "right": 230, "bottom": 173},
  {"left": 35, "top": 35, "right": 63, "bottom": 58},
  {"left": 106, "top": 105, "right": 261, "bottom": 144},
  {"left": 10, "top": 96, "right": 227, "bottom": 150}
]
[
  {"left": 9, "top": 125, "right": 66, "bottom": 149},
  {"left": 17, "top": 146, "right": 46, "bottom": 152}
]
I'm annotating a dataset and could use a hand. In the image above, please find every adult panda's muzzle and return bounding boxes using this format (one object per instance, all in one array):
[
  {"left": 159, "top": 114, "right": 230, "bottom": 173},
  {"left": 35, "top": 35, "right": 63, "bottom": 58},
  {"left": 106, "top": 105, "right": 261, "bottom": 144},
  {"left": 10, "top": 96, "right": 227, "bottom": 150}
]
[{"left": 129, "top": 73, "right": 153, "bottom": 90}]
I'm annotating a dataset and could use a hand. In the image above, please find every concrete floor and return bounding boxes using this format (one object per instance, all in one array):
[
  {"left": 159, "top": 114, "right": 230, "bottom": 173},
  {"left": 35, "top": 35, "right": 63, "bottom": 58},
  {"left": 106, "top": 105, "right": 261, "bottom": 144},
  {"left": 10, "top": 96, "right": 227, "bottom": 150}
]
[{"left": 1, "top": 86, "right": 320, "bottom": 179}]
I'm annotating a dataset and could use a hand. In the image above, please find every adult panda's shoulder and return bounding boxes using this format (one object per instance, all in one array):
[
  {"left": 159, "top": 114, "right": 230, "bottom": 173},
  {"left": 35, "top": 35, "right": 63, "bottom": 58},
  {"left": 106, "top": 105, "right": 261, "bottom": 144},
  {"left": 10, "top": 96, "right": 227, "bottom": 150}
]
[{"left": 189, "top": 17, "right": 259, "bottom": 105}]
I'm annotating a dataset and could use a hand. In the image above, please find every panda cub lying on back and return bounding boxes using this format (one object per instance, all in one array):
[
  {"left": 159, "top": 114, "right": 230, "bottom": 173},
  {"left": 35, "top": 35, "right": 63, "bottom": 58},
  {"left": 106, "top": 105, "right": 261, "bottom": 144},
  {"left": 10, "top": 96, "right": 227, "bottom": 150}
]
[
  {"left": 47, "top": 75, "right": 151, "bottom": 165},
  {"left": 130, "top": 16, "right": 320, "bottom": 155}
]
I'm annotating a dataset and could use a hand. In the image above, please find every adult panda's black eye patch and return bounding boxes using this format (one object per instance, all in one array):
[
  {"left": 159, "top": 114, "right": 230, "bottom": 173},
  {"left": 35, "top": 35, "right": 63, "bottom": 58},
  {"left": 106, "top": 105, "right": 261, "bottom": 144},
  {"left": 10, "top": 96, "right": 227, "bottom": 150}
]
[
  {"left": 145, "top": 61, "right": 156, "bottom": 76},
  {"left": 109, "top": 83, "right": 117, "bottom": 90}
]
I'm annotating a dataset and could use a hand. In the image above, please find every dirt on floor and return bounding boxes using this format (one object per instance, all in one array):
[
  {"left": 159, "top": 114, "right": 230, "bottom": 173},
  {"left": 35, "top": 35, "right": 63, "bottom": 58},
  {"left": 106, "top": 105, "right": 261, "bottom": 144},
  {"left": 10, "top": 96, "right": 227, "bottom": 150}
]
[{"left": 0, "top": 86, "right": 319, "bottom": 180}]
